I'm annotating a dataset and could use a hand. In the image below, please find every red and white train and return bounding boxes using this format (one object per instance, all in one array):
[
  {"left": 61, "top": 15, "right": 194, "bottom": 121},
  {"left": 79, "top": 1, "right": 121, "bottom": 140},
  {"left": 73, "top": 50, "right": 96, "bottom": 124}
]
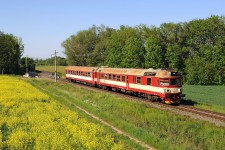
[{"left": 65, "top": 66, "right": 185, "bottom": 104}]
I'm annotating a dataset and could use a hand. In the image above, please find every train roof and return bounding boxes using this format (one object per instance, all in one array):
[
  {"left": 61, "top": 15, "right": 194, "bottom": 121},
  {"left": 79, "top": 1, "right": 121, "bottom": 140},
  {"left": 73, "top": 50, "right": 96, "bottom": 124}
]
[
  {"left": 65, "top": 66, "right": 98, "bottom": 72},
  {"left": 97, "top": 67, "right": 148, "bottom": 76},
  {"left": 66, "top": 66, "right": 178, "bottom": 77},
  {"left": 97, "top": 67, "right": 176, "bottom": 77}
]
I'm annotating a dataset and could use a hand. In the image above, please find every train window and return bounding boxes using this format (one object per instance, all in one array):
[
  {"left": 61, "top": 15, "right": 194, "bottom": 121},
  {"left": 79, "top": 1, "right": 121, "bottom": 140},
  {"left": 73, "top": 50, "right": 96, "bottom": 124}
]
[
  {"left": 101, "top": 73, "right": 104, "bottom": 79},
  {"left": 159, "top": 79, "right": 169, "bottom": 86},
  {"left": 88, "top": 72, "right": 90, "bottom": 77},
  {"left": 105, "top": 74, "right": 108, "bottom": 79},
  {"left": 122, "top": 76, "right": 125, "bottom": 82},
  {"left": 137, "top": 77, "right": 141, "bottom": 84},
  {"left": 109, "top": 74, "right": 112, "bottom": 79},
  {"left": 117, "top": 75, "right": 120, "bottom": 81},
  {"left": 147, "top": 78, "right": 151, "bottom": 85},
  {"left": 170, "top": 78, "right": 181, "bottom": 86},
  {"left": 113, "top": 75, "right": 116, "bottom": 80}
]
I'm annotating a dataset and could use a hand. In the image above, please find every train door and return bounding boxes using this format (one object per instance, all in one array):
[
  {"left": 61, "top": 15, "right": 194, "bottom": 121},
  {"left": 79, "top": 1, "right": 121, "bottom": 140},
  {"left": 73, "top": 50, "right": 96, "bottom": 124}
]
[
  {"left": 126, "top": 75, "right": 129, "bottom": 90},
  {"left": 91, "top": 72, "right": 95, "bottom": 85},
  {"left": 97, "top": 72, "right": 100, "bottom": 84}
]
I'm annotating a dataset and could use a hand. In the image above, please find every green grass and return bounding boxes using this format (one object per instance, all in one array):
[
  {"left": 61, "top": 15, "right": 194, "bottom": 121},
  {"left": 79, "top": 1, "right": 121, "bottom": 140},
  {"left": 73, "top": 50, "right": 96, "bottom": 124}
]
[
  {"left": 182, "top": 85, "right": 225, "bottom": 113},
  {"left": 36, "top": 66, "right": 67, "bottom": 76},
  {"left": 26, "top": 78, "right": 225, "bottom": 150}
]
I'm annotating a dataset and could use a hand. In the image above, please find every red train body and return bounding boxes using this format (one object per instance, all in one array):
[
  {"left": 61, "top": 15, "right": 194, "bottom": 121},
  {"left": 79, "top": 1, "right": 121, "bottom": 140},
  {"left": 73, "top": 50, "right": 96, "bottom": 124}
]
[{"left": 65, "top": 66, "right": 185, "bottom": 104}]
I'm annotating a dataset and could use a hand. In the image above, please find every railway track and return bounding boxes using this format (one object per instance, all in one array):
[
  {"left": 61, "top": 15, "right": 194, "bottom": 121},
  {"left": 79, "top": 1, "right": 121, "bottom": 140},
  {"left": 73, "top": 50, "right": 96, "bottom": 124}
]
[
  {"left": 176, "top": 105, "right": 225, "bottom": 122},
  {"left": 37, "top": 72, "right": 225, "bottom": 126}
]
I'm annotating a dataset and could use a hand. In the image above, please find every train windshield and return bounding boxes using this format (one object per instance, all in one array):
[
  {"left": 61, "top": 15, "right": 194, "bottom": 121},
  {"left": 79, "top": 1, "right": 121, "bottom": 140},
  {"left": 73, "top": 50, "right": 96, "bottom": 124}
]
[
  {"left": 159, "top": 78, "right": 181, "bottom": 86},
  {"left": 170, "top": 78, "right": 181, "bottom": 86}
]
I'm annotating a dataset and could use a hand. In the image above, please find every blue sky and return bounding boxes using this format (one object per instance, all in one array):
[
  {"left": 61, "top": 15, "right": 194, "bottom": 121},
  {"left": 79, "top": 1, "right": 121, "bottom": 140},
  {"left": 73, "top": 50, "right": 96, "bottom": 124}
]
[{"left": 0, "top": 0, "right": 224, "bottom": 59}]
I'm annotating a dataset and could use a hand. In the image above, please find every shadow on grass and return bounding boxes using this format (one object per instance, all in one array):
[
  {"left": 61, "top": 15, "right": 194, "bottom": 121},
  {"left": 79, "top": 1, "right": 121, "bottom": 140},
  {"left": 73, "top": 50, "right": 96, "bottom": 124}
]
[
  {"left": 181, "top": 99, "right": 198, "bottom": 106},
  {"left": 35, "top": 70, "right": 42, "bottom": 73}
]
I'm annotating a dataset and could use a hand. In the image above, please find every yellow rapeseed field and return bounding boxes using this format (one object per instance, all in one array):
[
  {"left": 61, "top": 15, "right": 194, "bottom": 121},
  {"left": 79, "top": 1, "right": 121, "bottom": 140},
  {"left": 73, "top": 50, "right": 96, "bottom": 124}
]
[{"left": 0, "top": 76, "right": 124, "bottom": 149}]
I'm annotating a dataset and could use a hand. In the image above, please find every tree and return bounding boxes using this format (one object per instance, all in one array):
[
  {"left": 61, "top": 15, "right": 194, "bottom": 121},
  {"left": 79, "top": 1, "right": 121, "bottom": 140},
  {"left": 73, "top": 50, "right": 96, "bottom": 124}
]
[
  {"left": 20, "top": 57, "right": 36, "bottom": 73},
  {"left": 145, "top": 38, "right": 165, "bottom": 68},
  {"left": 0, "top": 32, "right": 24, "bottom": 74},
  {"left": 89, "top": 26, "right": 115, "bottom": 66},
  {"left": 184, "top": 16, "right": 225, "bottom": 85},
  {"left": 62, "top": 26, "right": 98, "bottom": 66},
  {"left": 121, "top": 37, "right": 145, "bottom": 68},
  {"left": 105, "top": 32, "right": 123, "bottom": 67}
]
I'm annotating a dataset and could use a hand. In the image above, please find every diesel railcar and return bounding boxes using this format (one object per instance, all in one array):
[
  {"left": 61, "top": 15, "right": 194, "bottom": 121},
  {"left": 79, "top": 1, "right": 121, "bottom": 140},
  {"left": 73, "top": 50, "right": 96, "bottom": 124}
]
[{"left": 65, "top": 66, "right": 185, "bottom": 104}]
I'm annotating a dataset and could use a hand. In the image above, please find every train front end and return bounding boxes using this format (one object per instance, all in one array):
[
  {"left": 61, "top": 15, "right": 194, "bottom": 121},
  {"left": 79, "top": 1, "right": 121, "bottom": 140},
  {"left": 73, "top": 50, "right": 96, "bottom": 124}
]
[{"left": 156, "top": 70, "right": 185, "bottom": 104}]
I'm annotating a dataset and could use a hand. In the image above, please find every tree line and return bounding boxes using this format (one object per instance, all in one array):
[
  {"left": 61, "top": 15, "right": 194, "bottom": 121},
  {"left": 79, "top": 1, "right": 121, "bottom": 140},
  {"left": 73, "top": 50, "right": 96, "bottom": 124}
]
[
  {"left": 62, "top": 15, "right": 225, "bottom": 85},
  {"left": 36, "top": 57, "right": 67, "bottom": 66}
]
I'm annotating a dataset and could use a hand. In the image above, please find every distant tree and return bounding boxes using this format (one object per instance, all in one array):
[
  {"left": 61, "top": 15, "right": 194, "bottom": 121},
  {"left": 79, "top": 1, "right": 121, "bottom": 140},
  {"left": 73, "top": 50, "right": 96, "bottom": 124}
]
[
  {"left": 184, "top": 15, "right": 225, "bottom": 85},
  {"left": 20, "top": 57, "right": 36, "bottom": 73},
  {"left": 36, "top": 57, "right": 67, "bottom": 66},
  {"left": 145, "top": 37, "right": 165, "bottom": 68},
  {"left": 105, "top": 32, "right": 123, "bottom": 67},
  {"left": 88, "top": 25, "right": 115, "bottom": 66},
  {"left": 0, "top": 31, "right": 24, "bottom": 74},
  {"left": 121, "top": 37, "right": 145, "bottom": 68},
  {"left": 105, "top": 26, "right": 141, "bottom": 67},
  {"left": 62, "top": 26, "right": 97, "bottom": 66}
]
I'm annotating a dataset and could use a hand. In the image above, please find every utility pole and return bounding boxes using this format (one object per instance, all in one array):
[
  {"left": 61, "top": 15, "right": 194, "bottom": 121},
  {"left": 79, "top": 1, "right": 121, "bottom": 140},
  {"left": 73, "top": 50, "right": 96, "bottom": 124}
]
[
  {"left": 26, "top": 56, "right": 28, "bottom": 74},
  {"left": 52, "top": 50, "right": 58, "bottom": 82}
]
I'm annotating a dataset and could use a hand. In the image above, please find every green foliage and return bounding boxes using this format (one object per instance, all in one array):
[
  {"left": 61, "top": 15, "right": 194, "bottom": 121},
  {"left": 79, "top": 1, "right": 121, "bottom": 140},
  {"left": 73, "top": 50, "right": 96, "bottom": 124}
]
[
  {"left": 121, "top": 37, "right": 145, "bottom": 68},
  {"left": 0, "top": 32, "right": 24, "bottom": 74},
  {"left": 105, "top": 33, "right": 123, "bottom": 67},
  {"left": 145, "top": 37, "right": 165, "bottom": 68},
  {"left": 62, "top": 15, "right": 225, "bottom": 85}
]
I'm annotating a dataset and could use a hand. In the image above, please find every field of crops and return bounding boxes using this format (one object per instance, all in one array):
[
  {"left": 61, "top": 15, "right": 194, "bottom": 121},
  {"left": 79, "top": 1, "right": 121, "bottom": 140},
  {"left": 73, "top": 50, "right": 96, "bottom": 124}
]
[
  {"left": 183, "top": 85, "right": 225, "bottom": 114},
  {"left": 0, "top": 76, "right": 124, "bottom": 149}
]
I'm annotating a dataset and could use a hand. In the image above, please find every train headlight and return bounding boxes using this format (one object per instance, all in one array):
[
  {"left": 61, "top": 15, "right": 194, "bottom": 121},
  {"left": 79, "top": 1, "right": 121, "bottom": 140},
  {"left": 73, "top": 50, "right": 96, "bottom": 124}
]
[
  {"left": 164, "top": 88, "right": 171, "bottom": 93},
  {"left": 178, "top": 88, "right": 182, "bottom": 92}
]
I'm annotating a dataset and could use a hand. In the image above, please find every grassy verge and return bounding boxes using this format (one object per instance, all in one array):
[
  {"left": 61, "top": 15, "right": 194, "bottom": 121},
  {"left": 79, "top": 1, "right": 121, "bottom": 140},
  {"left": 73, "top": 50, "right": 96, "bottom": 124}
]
[
  {"left": 183, "top": 85, "right": 225, "bottom": 114},
  {"left": 36, "top": 66, "right": 67, "bottom": 77},
  {"left": 27, "top": 78, "right": 225, "bottom": 150}
]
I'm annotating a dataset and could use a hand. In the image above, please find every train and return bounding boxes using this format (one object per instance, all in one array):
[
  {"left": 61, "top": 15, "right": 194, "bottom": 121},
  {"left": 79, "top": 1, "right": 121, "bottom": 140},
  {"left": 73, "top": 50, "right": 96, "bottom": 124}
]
[{"left": 65, "top": 66, "right": 185, "bottom": 104}]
